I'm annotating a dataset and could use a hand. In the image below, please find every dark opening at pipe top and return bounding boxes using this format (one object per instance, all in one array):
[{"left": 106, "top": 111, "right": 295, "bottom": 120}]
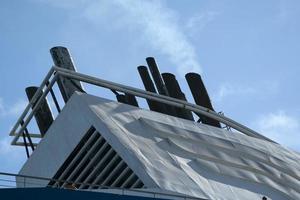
[
  {"left": 50, "top": 46, "right": 84, "bottom": 103},
  {"left": 50, "top": 46, "right": 75, "bottom": 69}
]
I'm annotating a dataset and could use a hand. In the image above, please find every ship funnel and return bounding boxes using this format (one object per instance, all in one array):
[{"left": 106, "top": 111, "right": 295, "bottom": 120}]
[
  {"left": 145, "top": 57, "right": 169, "bottom": 96},
  {"left": 161, "top": 73, "right": 194, "bottom": 121},
  {"left": 145, "top": 57, "right": 177, "bottom": 117},
  {"left": 50, "top": 46, "right": 84, "bottom": 102},
  {"left": 137, "top": 66, "right": 166, "bottom": 113},
  {"left": 185, "top": 73, "right": 221, "bottom": 128},
  {"left": 25, "top": 86, "right": 54, "bottom": 136}
]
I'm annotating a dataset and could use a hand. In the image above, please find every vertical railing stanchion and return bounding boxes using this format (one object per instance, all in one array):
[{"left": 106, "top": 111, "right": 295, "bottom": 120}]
[
  {"left": 46, "top": 81, "right": 61, "bottom": 113},
  {"left": 21, "top": 131, "right": 29, "bottom": 158},
  {"left": 20, "top": 120, "right": 34, "bottom": 151}
]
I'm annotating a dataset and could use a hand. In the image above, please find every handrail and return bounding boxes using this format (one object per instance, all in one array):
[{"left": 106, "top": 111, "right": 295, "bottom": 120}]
[
  {"left": 11, "top": 74, "right": 58, "bottom": 145},
  {"left": 54, "top": 67, "right": 274, "bottom": 142},
  {"left": 9, "top": 66, "right": 275, "bottom": 146},
  {"left": 9, "top": 67, "right": 55, "bottom": 136},
  {"left": 0, "top": 172, "right": 205, "bottom": 200}
]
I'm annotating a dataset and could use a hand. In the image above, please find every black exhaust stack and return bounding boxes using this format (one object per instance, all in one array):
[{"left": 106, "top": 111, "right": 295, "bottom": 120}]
[
  {"left": 185, "top": 73, "right": 221, "bottom": 128},
  {"left": 145, "top": 57, "right": 169, "bottom": 96},
  {"left": 112, "top": 90, "right": 139, "bottom": 107},
  {"left": 145, "top": 57, "right": 177, "bottom": 116},
  {"left": 137, "top": 66, "right": 166, "bottom": 113},
  {"left": 50, "top": 46, "right": 84, "bottom": 103},
  {"left": 25, "top": 86, "right": 54, "bottom": 136},
  {"left": 162, "top": 73, "right": 194, "bottom": 121}
]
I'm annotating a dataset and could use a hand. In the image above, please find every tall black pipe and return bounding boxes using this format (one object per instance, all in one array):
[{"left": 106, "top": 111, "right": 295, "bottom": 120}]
[
  {"left": 162, "top": 73, "right": 194, "bottom": 121},
  {"left": 137, "top": 66, "right": 167, "bottom": 113},
  {"left": 50, "top": 46, "right": 84, "bottom": 103},
  {"left": 145, "top": 57, "right": 177, "bottom": 116},
  {"left": 25, "top": 86, "right": 54, "bottom": 136},
  {"left": 185, "top": 73, "right": 221, "bottom": 128},
  {"left": 146, "top": 57, "right": 169, "bottom": 96}
]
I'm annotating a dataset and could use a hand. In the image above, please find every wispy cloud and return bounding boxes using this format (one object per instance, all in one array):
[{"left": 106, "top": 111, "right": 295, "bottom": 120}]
[
  {"left": 114, "top": 0, "right": 202, "bottom": 75},
  {"left": 0, "top": 98, "right": 27, "bottom": 118},
  {"left": 186, "top": 11, "right": 220, "bottom": 36},
  {"left": 213, "top": 84, "right": 256, "bottom": 102},
  {"left": 0, "top": 136, "right": 16, "bottom": 155},
  {"left": 0, "top": 135, "right": 26, "bottom": 173},
  {"left": 273, "top": 0, "right": 289, "bottom": 24},
  {"left": 0, "top": 98, "right": 5, "bottom": 116},
  {"left": 0, "top": 98, "right": 28, "bottom": 172},
  {"left": 253, "top": 110, "right": 300, "bottom": 151},
  {"left": 38, "top": 0, "right": 204, "bottom": 76},
  {"left": 212, "top": 81, "right": 279, "bottom": 102}
]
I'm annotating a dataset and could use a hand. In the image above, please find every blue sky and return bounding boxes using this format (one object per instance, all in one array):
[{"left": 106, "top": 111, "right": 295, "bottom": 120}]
[{"left": 1, "top": 0, "right": 300, "bottom": 174}]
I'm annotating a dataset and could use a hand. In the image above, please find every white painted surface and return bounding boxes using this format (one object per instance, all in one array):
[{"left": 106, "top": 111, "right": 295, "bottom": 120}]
[{"left": 18, "top": 92, "right": 300, "bottom": 200}]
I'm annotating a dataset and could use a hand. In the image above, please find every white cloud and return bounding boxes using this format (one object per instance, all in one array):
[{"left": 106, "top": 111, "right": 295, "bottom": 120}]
[
  {"left": 0, "top": 98, "right": 30, "bottom": 172},
  {"left": 212, "top": 81, "right": 279, "bottom": 102},
  {"left": 0, "top": 135, "right": 26, "bottom": 158},
  {"left": 0, "top": 98, "right": 27, "bottom": 118},
  {"left": 38, "top": 0, "right": 204, "bottom": 76},
  {"left": 0, "top": 136, "right": 15, "bottom": 155},
  {"left": 186, "top": 11, "right": 220, "bottom": 35},
  {"left": 8, "top": 99, "right": 28, "bottom": 116},
  {"left": 213, "top": 84, "right": 256, "bottom": 102},
  {"left": 0, "top": 98, "right": 5, "bottom": 116},
  {"left": 113, "top": 0, "right": 202, "bottom": 76},
  {"left": 34, "top": 0, "right": 86, "bottom": 9},
  {"left": 254, "top": 111, "right": 300, "bottom": 151},
  {"left": 273, "top": 0, "right": 289, "bottom": 24},
  {"left": 0, "top": 135, "right": 27, "bottom": 173}
]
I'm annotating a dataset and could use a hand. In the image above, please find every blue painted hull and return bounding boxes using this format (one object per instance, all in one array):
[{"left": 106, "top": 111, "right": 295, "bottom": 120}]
[{"left": 0, "top": 188, "right": 162, "bottom": 200}]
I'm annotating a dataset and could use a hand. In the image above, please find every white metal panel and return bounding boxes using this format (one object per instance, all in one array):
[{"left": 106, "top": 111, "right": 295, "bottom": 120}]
[{"left": 18, "top": 92, "right": 300, "bottom": 200}]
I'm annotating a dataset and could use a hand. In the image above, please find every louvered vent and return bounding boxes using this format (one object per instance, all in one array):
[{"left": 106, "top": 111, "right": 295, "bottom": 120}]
[{"left": 49, "top": 127, "right": 144, "bottom": 189}]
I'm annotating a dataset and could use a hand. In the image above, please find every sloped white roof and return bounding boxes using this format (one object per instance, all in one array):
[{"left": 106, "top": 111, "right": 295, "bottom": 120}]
[{"left": 19, "top": 92, "right": 300, "bottom": 200}]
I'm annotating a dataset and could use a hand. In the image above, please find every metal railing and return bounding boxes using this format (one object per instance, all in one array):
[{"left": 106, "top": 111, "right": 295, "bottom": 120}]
[
  {"left": 9, "top": 66, "right": 275, "bottom": 148},
  {"left": 0, "top": 172, "right": 206, "bottom": 200}
]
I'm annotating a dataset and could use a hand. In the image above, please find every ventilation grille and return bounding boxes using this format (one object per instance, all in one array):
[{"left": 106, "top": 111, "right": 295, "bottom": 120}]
[{"left": 49, "top": 127, "right": 144, "bottom": 189}]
